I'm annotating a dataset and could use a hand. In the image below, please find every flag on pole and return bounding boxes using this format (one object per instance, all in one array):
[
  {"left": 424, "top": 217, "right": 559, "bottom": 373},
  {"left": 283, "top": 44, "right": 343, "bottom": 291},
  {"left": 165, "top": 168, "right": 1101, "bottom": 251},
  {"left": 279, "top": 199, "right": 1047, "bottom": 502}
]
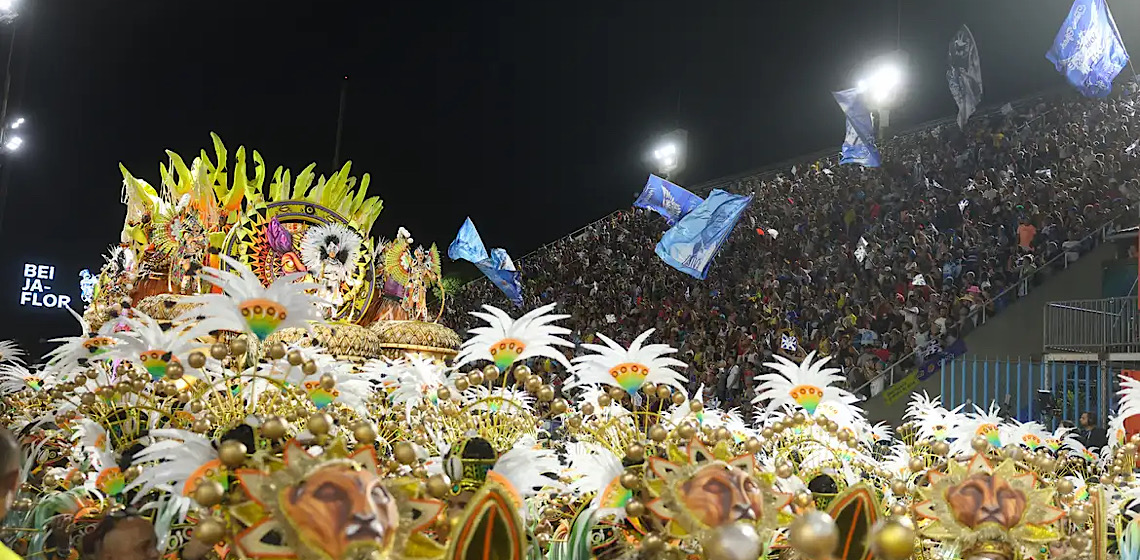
[
  {"left": 947, "top": 25, "right": 983, "bottom": 130},
  {"left": 655, "top": 189, "right": 752, "bottom": 280},
  {"left": 1046, "top": 0, "right": 1130, "bottom": 98},
  {"left": 832, "top": 88, "right": 881, "bottom": 167},
  {"left": 633, "top": 174, "right": 703, "bottom": 225},
  {"left": 448, "top": 217, "right": 524, "bottom": 307}
]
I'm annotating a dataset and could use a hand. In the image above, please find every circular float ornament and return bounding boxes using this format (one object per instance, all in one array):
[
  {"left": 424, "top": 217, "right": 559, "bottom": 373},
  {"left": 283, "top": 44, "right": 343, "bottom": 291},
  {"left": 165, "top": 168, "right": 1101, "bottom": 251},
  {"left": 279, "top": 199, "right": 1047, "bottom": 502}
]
[{"left": 222, "top": 200, "right": 376, "bottom": 322}]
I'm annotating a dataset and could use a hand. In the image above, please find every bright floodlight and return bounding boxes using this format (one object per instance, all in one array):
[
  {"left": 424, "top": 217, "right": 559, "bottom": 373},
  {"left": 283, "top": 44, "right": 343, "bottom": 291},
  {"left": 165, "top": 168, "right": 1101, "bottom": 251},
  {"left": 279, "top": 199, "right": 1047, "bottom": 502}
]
[
  {"left": 5, "top": 136, "right": 22, "bottom": 151},
  {"left": 10, "top": 117, "right": 23, "bottom": 129},
  {"left": 0, "top": 0, "right": 13, "bottom": 12},
  {"left": 653, "top": 143, "right": 677, "bottom": 161},
  {"left": 859, "top": 63, "right": 903, "bottom": 104}
]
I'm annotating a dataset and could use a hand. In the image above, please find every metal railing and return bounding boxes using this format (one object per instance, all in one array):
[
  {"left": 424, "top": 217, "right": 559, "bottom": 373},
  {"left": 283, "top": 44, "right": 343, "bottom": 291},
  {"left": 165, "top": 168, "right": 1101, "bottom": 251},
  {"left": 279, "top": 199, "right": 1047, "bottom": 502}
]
[
  {"left": 856, "top": 211, "right": 1132, "bottom": 397},
  {"left": 1044, "top": 296, "right": 1140, "bottom": 353},
  {"left": 939, "top": 356, "right": 1121, "bottom": 429}
]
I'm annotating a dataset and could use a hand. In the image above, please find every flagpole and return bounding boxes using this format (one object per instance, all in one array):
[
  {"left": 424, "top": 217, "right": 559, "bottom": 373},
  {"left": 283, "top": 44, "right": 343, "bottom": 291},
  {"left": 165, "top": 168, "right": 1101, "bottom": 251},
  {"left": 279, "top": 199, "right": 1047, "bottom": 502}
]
[{"left": 1103, "top": 0, "right": 1138, "bottom": 81}]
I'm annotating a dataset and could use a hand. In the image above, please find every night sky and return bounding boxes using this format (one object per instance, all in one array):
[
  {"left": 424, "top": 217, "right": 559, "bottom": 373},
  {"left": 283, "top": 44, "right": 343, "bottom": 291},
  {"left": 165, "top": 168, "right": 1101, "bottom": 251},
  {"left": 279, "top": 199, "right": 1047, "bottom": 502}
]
[{"left": 0, "top": 0, "right": 1136, "bottom": 350}]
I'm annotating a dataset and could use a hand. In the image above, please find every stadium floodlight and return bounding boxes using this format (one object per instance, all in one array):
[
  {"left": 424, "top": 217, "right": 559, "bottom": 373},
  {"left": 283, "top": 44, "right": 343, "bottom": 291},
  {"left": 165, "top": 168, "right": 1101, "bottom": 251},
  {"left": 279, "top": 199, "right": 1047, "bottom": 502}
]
[
  {"left": 858, "top": 62, "right": 904, "bottom": 105},
  {"left": 10, "top": 117, "right": 23, "bottom": 129},
  {"left": 648, "top": 129, "right": 688, "bottom": 178},
  {"left": 0, "top": 0, "right": 17, "bottom": 22},
  {"left": 4, "top": 135, "right": 22, "bottom": 152}
]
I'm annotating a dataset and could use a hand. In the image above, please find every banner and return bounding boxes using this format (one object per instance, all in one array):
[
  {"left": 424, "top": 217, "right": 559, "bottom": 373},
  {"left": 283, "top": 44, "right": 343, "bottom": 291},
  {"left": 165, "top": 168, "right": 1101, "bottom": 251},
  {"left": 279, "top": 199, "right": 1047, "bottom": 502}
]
[
  {"left": 447, "top": 217, "right": 524, "bottom": 307},
  {"left": 883, "top": 371, "right": 919, "bottom": 406},
  {"left": 634, "top": 174, "right": 703, "bottom": 225},
  {"left": 832, "top": 88, "right": 881, "bottom": 167},
  {"left": 917, "top": 337, "right": 968, "bottom": 381},
  {"left": 1046, "top": 0, "right": 1129, "bottom": 98},
  {"left": 655, "top": 189, "right": 752, "bottom": 280},
  {"left": 947, "top": 25, "right": 983, "bottom": 130}
]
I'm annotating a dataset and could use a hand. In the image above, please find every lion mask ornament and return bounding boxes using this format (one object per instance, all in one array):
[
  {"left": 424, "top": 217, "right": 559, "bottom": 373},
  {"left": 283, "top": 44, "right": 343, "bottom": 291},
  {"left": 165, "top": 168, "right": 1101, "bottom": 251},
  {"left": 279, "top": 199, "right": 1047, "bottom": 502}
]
[
  {"left": 278, "top": 463, "right": 400, "bottom": 560},
  {"left": 677, "top": 461, "right": 766, "bottom": 528},
  {"left": 945, "top": 472, "right": 1027, "bottom": 530}
]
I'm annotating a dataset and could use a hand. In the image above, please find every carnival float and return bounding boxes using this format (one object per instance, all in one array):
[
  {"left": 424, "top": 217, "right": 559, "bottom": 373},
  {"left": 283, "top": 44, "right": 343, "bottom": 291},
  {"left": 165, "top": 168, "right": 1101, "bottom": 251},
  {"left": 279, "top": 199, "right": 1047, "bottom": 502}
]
[{"left": 0, "top": 136, "right": 1136, "bottom": 560}]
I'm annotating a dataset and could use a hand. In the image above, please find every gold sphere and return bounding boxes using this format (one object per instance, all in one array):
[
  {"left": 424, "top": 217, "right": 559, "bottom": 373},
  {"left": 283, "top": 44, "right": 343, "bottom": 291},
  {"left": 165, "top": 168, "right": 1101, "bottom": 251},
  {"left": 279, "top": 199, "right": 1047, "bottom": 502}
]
[
  {"left": 550, "top": 398, "right": 568, "bottom": 415},
  {"left": 745, "top": 438, "right": 762, "bottom": 454},
  {"left": 890, "top": 480, "right": 908, "bottom": 496},
  {"left": 908, "top": 457, "right": 925, "bottom": 473},
  {"left": 437, "top": 387, "right": 452, "bottom": 401},
  {"left": 625, "top": 443, "right": 645, "bottom": 462},
  {"left": 302, "top": 360, "right": 319, "bottom": 376},
  {"left": 690, "top": 400, "right": 703, "bottom": 412},
  {"left": 649, "top": 425, "right": 668, "bottom": 442},
  {"left": 1070, "top": 534, "right": 1090, "bottom": 551},
  {"left": 218, "top": 440, "right": 248, "bottom": 468},
  {"left": 761, "top": 428, "right": 774, "bottom": 439},
  {"left": 1069, "top": 508, "right": 1089, "bottom": 526},
  {"left": 210, "top": 343, "right": 229, "bottom": 360},
  {"left": 85, "top": 369, "right": 99, "bottom": 379},
  {"left": 677, "top": 423, "right": 696, "bottom": 440},
  {"left": 672, "top": 392, "right": 686, "bottom": 406},
  {"left": 597, "top": 394, "right": 612, "bottom": 407},
  {"left": 307, "top": 412, "right": 333, "bottom": 436},
  {"left": 971, "top": 436, "right": 988, "bottom": 453},
  {"left": 187, "top": 352, "right": 207, "bottom": 369},
  {"left": 620, "top": 472, "right": 641, "bottom": 490},
  {"left": 931, "top": 441, "right": 950, "bottom": 456},
  {"left": 1056, "top": 479, "right": 1075, "bottom": 495},
  {"left": 427, "top": 474, "right": 451, "bottom": 498},
  {"left": 287, "top": 349, "right": 305, "bottom": 366},
  {"left": 193, "top": 480, "right": 225, "bottom": 507},
  {"left": 640, "top": 382, "right": 656, "bottom": 395},
  {"left": 624, "top": 500, "right": 646, "bottom": 517},
  {"left": 607, "top": 386, "right": 625, "bottom": 401},
  {"left": 483, "top": 365, "right": 499, "bottom": 383},
  {"left": 793, "top": 492, "right": 813, "bottom": 508},
  {"left": 703, "top": 522, "right": 763, "bottom": 560},
  {"left": 869, "top": 516, "right": 916, "bottom": 560},
  {"left": 788, "top": 511, "right": 839, "bottom": 559},
  {"left": 191, "top": 418, "right": 213, "bottom": 434},
  {"left": 468, "top": 371, "right": 485, "bottom": 386},
  {"left": 642, "top": 534, "right": 665, "bottom": 553},
  {"left": 229, "top": 338, "right": 249, "bottom": 356},
  {"left": 657, "top": 385, "right": 673, "bottom": 401},
  {"left": 166, "top": 362, "right": 185, "bottom": 381},
  {"left": 260, "top": 416, "right": 287, "bottom": 440},
  {"left": 194, "top": 518, "right": 226, "bottom": 545},
  {"left": 454, "top": 378, "right": 470, "bottom": 392},
  {"left": 567, "top": 416, "right": 583, "bottom": 429},
  {"left": 890, "top": 504, "right": 908, "bottom": 517},
  {"left": 793, "top": 412, "right": 807, "bottom": 424},
  {"left": 130, "top": 379, "right": 147, "bottom": 392},
  {"left": 525, "top": 376, "right": 543, "bottom": 393},
  {"left": 537, "top": 385, "right": 555, "bottom": 402},
  {"left": 353, "top": 422, "right": 378, "bottom": 445},
  {"left": 714, "top": 427, "right": 731, "bottom": 441},
  {"left": 581, "top": 403, "right": 595, "bottom": 416},
  {"left": 512, "top": 364, "right": 531, "bottom": 382},
  {"left": 394, "top": 442, "right": 417, "bottom": 465},
  {"left": 776, "top": 462, "right": 794, "bottom": 479},
  {"left": 266, "top": 342, "right": 286, "bottom": 360}
]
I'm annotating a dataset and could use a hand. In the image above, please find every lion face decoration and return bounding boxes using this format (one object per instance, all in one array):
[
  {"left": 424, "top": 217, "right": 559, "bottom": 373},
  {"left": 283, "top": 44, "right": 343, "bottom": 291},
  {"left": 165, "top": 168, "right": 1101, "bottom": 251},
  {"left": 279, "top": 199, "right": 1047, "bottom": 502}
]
[
  {"left": 677, "top": 462, "right": 765, "bottom": 528},
  {"left": 278, "top": 464, "right": 400, "bottom": 560},
  {"left": 945, "top": 472, "right": 1026, "bottom": 530}
]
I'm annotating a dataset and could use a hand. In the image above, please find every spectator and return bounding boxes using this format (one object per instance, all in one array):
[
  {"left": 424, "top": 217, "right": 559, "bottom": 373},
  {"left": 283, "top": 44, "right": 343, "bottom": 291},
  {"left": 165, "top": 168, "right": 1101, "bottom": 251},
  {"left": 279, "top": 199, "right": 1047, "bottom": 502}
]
[{"left": 1078, "top": 411, "right": 1108, "bottom": 450}]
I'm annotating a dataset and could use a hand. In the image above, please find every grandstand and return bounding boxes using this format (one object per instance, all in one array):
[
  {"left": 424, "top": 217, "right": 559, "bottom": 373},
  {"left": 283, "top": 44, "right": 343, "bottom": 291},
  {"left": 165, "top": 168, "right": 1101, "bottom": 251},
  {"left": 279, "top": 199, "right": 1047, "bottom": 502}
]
[{"left": 446, "top": 83, "right": 1140, "bottom": 421}]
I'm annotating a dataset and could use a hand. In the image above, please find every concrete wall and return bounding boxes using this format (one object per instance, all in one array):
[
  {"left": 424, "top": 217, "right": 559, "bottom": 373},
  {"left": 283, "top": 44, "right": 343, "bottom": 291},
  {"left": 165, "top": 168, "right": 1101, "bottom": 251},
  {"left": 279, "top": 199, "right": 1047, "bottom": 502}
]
[{"left": 866, "top": 242, "right": 1118, "bottom": 424}]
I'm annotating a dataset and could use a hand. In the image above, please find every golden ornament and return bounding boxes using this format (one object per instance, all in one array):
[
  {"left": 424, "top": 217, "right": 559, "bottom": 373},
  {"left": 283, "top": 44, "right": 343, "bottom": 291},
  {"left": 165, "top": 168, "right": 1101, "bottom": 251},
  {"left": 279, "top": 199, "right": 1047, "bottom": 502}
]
[
  {"left": 229, "top": 338, "right": 249, "bottom": 356},
  {"left": 537, "top": 385, "right": 555, "bottom": 402},
  {"left": 354, "top": 422, "right": 378, "bottom": 445},
  {"left": 512, "top": 364, "right": 531, "bottom": 382},
  {"left": 286, "top": 349, "right": 304, "bottom": 366},
  {"left": 581, "top": 403, "right": 595, "bottom": 416},
  {"left": 194, "top": 518, "right": 226, "bottom": 545},
  {"left": 454, "top": 378, "right": 470, "bottom": 392},
  {"left": 193, "top": 480, "right": 225, "bottom": 507},
  {"left": 187, "top": 352, "right": 207, "bottom": 369},
  {"left": 624, "top": 500, "right": 646, "bottom": 517},
  {"left": 625, "top": 443, "right": 645, "bottom": 462},
  {"left": 869, "top": 516, "right": 916, "bottom": 560},
  {"left": 307, "top": 412, "right": 333, "bottom": 436},
  {"left": 218, "top": 440, "right": 248, "bottom": 468},
  {"left": 703, "top": 522, "right": 763, "bottom": 560},
  {"left": 210, "top": 343, "right": 230, "bottom": 360},
  {"left": 649, "top": 425, "right": 668, "bottom": 442},
  {"left": 302, "top": 360, "right": 319, "bottom": 376},
  {"left": 394, "top": 442, "right": 417, "bottom": 465},
  {"left": 788, "top": 511, "right": 839, "bottom": 559},
  {"left": 260, "top": 417, "right": 287, "bottom": 440},
  {"left": 427, "top": 474, "right": 451, "bottom": 498},
  {"left": 550, "top": 398, "right": 568, "bottom": 415}
]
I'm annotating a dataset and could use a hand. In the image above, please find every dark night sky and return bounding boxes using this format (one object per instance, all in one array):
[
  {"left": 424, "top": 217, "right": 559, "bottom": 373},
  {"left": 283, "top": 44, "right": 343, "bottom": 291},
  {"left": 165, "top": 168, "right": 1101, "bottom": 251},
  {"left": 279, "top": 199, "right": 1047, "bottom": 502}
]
[{"left": 0, "top": 0, "right": 1136, "bottom": 349}]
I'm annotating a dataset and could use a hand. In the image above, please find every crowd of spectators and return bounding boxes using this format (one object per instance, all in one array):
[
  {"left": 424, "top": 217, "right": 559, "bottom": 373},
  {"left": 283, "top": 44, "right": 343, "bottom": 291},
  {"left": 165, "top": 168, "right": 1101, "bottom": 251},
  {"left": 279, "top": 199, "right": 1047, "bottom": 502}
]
[{"left": 445, "top": 86, "right": 1140, "bottom": 416}]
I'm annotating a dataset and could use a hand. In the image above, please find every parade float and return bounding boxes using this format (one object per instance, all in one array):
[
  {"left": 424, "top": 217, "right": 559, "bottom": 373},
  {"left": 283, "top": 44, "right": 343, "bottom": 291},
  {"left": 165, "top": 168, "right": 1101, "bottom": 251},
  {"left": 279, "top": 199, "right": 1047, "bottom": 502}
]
[{"left": 0, "top": 136, "right": 1136, "bottom": 560}]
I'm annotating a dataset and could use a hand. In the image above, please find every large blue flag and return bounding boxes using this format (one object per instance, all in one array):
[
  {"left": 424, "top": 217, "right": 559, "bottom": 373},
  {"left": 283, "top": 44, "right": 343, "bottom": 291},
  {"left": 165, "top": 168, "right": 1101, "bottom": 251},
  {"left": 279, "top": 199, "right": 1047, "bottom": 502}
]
[
  {"left": 448, "top": 217, "right": 524, "bottom": 307},
  {"left": 633, "top": 174, "right": 703, "bottom": 225},
  {"left": 832, "top": 88, "right": 881, "bottom": 167},
  {"left": 654, "top": 189, "right": 752, "bottom": 280},
  {"left": 1047, "top": 0, "right": 1129, "bottom": 98}
]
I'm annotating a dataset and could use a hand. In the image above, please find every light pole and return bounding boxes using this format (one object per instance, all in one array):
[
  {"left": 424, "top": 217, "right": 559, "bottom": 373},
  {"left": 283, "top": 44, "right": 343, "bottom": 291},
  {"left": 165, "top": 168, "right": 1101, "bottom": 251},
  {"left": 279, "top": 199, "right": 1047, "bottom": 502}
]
[
  {"left": 856, "top": 54, "right": 906, "bottom": 139},
  {"left": 649, "top": 128, "right": 687, "bottom": 180}
]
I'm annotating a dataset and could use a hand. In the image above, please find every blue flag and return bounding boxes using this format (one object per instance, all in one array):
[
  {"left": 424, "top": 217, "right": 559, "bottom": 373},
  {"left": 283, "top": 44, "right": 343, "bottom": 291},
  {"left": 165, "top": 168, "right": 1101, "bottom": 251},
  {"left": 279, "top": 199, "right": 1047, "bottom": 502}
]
[
  {"left": 654, "top": 189, "right": 752, "bottom": 280},
  {"left": 832, "top": 88, "right": 881, "bottom": 167},
  {"left": 448, "top": 217, "right": 524, "bottom": 307},
  {"left": 633, "top": 174, "right": 703, "bottom": 225},
  {"left": 1047, "top": 0, "right": 1129, "bottom": 98},
  {"left": 447, "top": 217, "right": 490, "bottom": 263}
]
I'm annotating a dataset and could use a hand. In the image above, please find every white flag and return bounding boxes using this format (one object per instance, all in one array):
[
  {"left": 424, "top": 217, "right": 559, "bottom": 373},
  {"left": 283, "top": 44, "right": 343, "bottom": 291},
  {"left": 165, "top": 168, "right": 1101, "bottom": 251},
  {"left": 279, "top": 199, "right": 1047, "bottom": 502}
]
[{"left": 947, "top": 25, "right": 983, "bottom": 130}]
